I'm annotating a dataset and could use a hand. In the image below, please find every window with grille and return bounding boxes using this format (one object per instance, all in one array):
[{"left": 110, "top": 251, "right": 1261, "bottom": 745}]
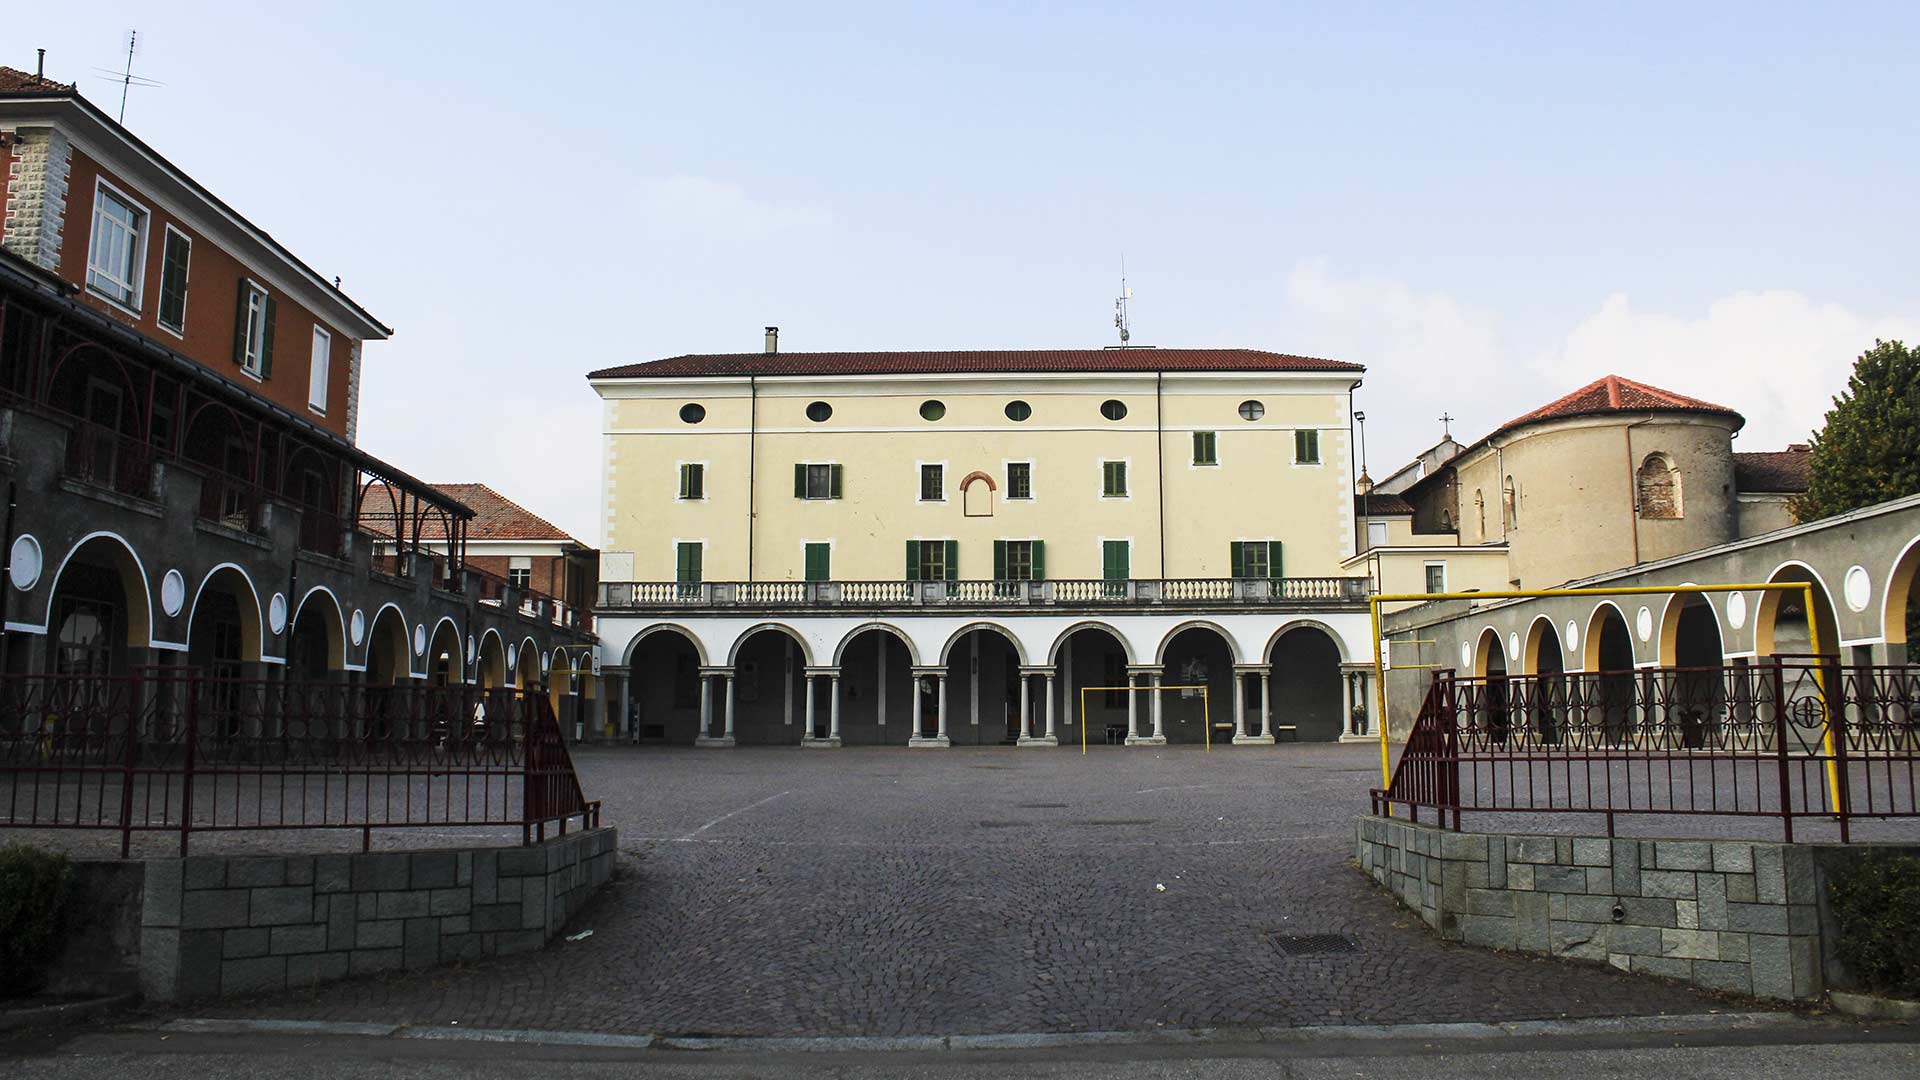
[
  {"left": 1007, "top": 462, "right": 1032, "bottom": 499},
  {"left": 992, "top": 540, "right": 1043, "bottom": 591},
  {"left": 1425, "top": 563, "right": 1447, "bottom": 594},
  {"left": 906, "top": 539, "right": 956, "bottom": 582},
  {"left": 920, "top": 463, "right": 945, "bottom": 502},
  {"left": 794, "top": 463, "right": 842, "bottom": 500},
  {"left": 678, "top": 463, "right": 705, "bottom": 500},
  {"left": 1230, "top": 541, "right": 1283, "bottom": 579},
  {"left": 87, "top": 183, "right": 145, "bottom": 308},
  {"left": 1294, "top": 429, "right": 1320, "bottom": 464},
  {"left": 1192, "top": 431, "right": 1217, "bottom": 465},
  {"left": 1102, "top": 461, "right": 1128, "bottom": 497}
]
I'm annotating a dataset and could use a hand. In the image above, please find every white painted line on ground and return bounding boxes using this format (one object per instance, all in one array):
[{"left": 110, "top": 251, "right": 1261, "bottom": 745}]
[
  {"left": 161, "top": 1018, "right": 402, "bottom": 1037},
  {"left": 400, "top": 1025, "right": 656, "bottom": 1048},
  {"left": 675, "top": 789, "right": 794, "bottom": 841}
]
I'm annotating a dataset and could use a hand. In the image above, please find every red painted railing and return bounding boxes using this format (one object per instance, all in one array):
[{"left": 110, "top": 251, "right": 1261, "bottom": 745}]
[{"left": 0, "top": 670, "right": 599, "bottom": 855}]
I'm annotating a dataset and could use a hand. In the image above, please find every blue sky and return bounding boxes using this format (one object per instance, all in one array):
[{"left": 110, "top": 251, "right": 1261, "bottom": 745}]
[{"left": 16, "top": 3, "right": 1920, "bottom": 541}]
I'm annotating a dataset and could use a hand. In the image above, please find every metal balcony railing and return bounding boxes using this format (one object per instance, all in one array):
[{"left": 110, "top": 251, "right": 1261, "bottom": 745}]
[{"left": 597, "top": 576, "right": 1372, "bottom": 610}]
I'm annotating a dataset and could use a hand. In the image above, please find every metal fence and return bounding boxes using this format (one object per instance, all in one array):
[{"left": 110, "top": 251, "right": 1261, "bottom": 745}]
[
  {"left": 1372, "top": 659, "right": 1920, "bottom": 841},
  {"left": 0, "top": 670, "right": 600, "bottom": 855}
]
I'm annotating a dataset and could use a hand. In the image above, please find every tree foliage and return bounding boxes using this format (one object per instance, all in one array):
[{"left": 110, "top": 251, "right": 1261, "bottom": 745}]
[{"left": 1792, "top": 340, "right": 1920, "bottom": 523}]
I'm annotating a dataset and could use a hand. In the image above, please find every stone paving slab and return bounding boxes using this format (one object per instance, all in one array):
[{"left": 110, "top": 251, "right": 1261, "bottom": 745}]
[{"left": 124, "top": 743, "right": 1764, "bottom": 1037}]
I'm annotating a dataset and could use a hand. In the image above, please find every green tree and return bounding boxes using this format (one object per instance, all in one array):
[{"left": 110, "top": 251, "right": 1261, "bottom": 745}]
[{"left": 1792, "top": 340, "right": 1920, "bottom": 522}]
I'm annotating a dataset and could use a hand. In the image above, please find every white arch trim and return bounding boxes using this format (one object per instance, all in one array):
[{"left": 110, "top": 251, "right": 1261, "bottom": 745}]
[
  {"left": 1655, "top": 583, "right": 1725, "bottom": 664},
  {"left": 364, "top": 602, "right": 417, "bottom": 677},
  {"left": 1155, "top": 619, "right": 1242, "bottom": 665},
  {"left": 1262, "top": 618, "right": 1351, "bottom": 665},
  {"left": 40, "top": 530, "right": 156, "bottom": 644},
  {"left": 1522, "top": 614, "right": 1562, "bottom": 675},
  {"left": 1047, "top": 621, "right": 1136, "bottom": 666},
  {"left": 1878, "top": 533, "right": 1920, "bottom": 645},
  {"left": 1579, "top": 600, "right": 1632, "bottom": 674},
  {"left": 1472, "top": 624, "right": 1504, "bottom": 677},
  {"left": 831, "top": 622, "right": 922, "bottom": 667},
  {"left": 1756, "top": 559, "right": 1841, "bottom": 656},
  {"left": 726, "top": 621, "right": 817, "bottom": 667},
  {"left": 186, "top": 562, "right": 266, "bottom": 661},
  {"left": 938, "top": 622, "right": 1029, "bottom": 665},
  {"left": 620, "top": 623, "right": 709, "bottom": 667}
]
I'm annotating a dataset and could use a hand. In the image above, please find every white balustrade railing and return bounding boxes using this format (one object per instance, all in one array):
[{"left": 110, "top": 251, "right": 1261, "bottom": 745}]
[{"left": 598, "top": 576, "right": 1369, "bottom": 609}]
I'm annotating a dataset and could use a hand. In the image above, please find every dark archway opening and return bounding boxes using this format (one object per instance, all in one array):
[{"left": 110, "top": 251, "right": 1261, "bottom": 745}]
[
  {"left": 1161, "top": 627, "right": 1234, "bottom": 744},
  {"left": 944, "top": 629, "right": 1020, "bottom": 746},
  {"left": 836, "top": 629, "right": 914, "bottom": 746},
  {"left": 731, "top": 630, "right": 805, "bottom": 746},
  {"left": 629, "top": 632, "right": 702, "bottom": 745},
  {"left": 1271, "top": 627, "right": 1344, "bottom": 742},
  {"left": 1055, "top": 627, "right": 1130, "bottom": 746}
]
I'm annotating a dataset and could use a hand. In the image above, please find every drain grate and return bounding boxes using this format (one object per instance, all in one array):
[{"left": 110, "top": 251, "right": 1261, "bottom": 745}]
[{"left": 1270, "top": 933, "right": 1360, "bottom": 956}]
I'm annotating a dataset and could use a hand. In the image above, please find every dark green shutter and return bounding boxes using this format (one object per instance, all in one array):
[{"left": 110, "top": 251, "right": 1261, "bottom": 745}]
[
  {"left": 159, "top": 231, "right": 189, "bottom": 329},
  {"left": 905, "top": 541, "right": 919, "bottom": 580},
  {"left": 829, "top": 463, "right": 843, "bottom": 499},
  {"left": 259, "top": 295, "right": 277, "bottom": 379},
  {"left": 1268, "top": 541, "right": 1284, "bottom": 579},
  {"left": 794, "top": 464, "right": 807, "bottom": 498},
  {"left": 232, "top": 283, "right": 250, "bottom": 367},
  {"left": 993, "top": 540, "right": 1008, "bottom": 580},
  {"left": 805, "top": 543, "right": 829, "bottom": 582},
  {"left": 1229, "top": 543, "right": 1245, "bottom": 578},
  {"left": 676, "top": 542, "right": 702, "bottom": 583},
  {"left": 1031, "top": 540, "right": 1045, "bottom": 581},
  {"left": 943, "top": 540, "right": 958, "bottom": 581},
  {"left": 1104, "top": 540, "right": 1128, "bottom": 580}
]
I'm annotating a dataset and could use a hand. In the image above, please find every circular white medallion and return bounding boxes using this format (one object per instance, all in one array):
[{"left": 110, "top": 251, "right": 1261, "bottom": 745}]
[
  {"left": 268, "top": 592, "right": 288, "bottom": 634},
  {"left": 7, "top": 534, "right": 42, "bottom": 591},
  {"left": 1844, "top": 565, "right": 1872, "bottom": 613},
  {"left": 1460, "top": 642, "right": 1473, "bottom": 670},
  {"left": 413, "top": 624, "right": 427, "bottom": 655},
  {"left": 160, "top": 568, "right": 186, "bottom": 616},
  {"left": 1565, "top": 620, "right": 1580, "bottom": 652},
  {"left": 1507, "top": 631, "right": 1520, "bottom": 661},
  {"left": 1727, "top": 591, "right": 1747, "bottom": 630},
  {"left": 350, "top": 608, "right": 366, "bottom": 645},
  {"left": 507, "top": 646, "right": 518, "bottom": 670},
  {"left": 1636, "top": 606, "right": 1653, "bottom": 643}
]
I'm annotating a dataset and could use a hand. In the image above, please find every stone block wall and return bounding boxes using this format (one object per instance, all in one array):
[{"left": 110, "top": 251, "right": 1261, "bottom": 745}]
[
  {"left": 138, "top": 828, "right": 616, "bottom": 1002},
  {"left": 1355, "top": 816, "right": 1820, "bottom": 999}
]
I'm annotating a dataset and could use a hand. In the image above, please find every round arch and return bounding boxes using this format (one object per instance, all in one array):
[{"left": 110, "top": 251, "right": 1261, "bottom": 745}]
[
  {"left": 621, "top": 623, "right": 709, "bottom": 668},
  {"left": 513, "top": 635, "right": 543, "bottom": 689},
  {"left": 939, "top": 622, "right": 1026, "bottom": 665},
  {"left": 186, "top": 563, "right": 265, "bottom": 663},
  {"left": 1521, "top": 615, "right": 1563, "bottom": 676},
  {"left": 289, "top": 585, "right": 347, "bottom": 672},
  {"left": 726, "top": 622, "right": 815, "bottom": 668},
  {"left": 475, "top": 628, "right": 508, "bottom": 688},
  {"left": 1155, "top": 620, "right": 1239, "bottom": 666},
  {"left": 1754, "top": 562, "right": 1839, "bottom": 658},
  {"left": 1583, "top": 601, "right": 1633, "bottom": 673},
  {"left": 364, "top": 603, "right": 412, "bottom": 683},
  {"left": 426, "top": 617, "right": 464, "bottom": 684},
  {"left": 1881, "top": 534, "right": 1920, "bottom": 648},
  {"left": 1657, "top": 588, "right": 1724, "bottom": 667},
  {"left": 1261, "top": 619, "right": 1351, "bottom": 665},
  {"left": 1472, "top": 625, "right": 1505, "bottom": 678},
  {"left": 42, "top": 531, "right": 154, "bottom": 648},
  {"left": 831, "top": 622, "right": 920, "bottom": 666},
  {"left": 1047, "top": 621, "right": 1134, "bottom": 665}
]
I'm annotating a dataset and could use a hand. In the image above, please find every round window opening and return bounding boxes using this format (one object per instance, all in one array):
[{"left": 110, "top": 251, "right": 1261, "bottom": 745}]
[
  {"left": 920, "top": 400, "right": 947, "bottom": 421},
  {"left": 1238, "top": 400, "right": 1266, "bottom": 421},
  {"left": 1004, "top": 400, "right": 1032, "bottom": 422},
  {"left": 1100, "top": 399, "right": 1128, "bottom": 421},
  {"left": 679, "top": 403, "right": 706, "bottom": 424},
  {"left": 806, "top": 401, "right": 833, "bottom": 423}
]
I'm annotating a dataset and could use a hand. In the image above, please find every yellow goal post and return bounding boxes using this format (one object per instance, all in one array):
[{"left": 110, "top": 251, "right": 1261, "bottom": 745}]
[{"left": 1077, "top": 685, "right": 1213, "bottom": 754}]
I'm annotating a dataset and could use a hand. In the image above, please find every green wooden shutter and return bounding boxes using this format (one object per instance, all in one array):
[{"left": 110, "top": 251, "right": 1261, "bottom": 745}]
[
  {"left": 260, "top": 295, "right": 277, "bottom": 379},
  {"left": 943, "top": 539, "right": 959, "bottom": 581},
  {"left": 691, "top": 464, "right": 703, "bottom": 499},
  {"left": 676, "top": 542, "right": 702, "bottom": 583},
  {"left": 794, "top": 464, "right": 807, "bottom": 498},
  {"left": 993, "top": 540, "right": 1008, "bottom": 580},
  {"left": 805, "top": 543, "right": 829, "bottom": 582},
  {"left": 905, "top": 541, "right": 919, "bottom": 580},
  {"left": 1104, "top": 540, "right": 1129, "bottom": 580},
  {"left": 1031, "top": 540, "right": 1045, "bottom": 581},
  {"left": 1268, "top": 541, "right": 1284, "bottom": 580},
  {"left": 829, "top": 463, "right": 843, "bottom": 499},
  {"left": 159, "top": 232, "right": 189, "bottom": 329},
  {"left": 232, "top": 283, "right": 250, "bottom": 367},
  {"left": 1229, "top": 542, "right": 1245, "bottom": 578}
]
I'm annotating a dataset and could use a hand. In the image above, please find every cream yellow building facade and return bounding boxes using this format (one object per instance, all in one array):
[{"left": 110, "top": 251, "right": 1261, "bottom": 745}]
[{"left": 590, "top": 347, "right": 1381, "bottom": 749}]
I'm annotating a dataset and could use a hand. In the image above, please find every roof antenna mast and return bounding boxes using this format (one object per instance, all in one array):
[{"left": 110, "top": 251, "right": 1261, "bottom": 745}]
[
  {"left": 1113, "top": 256, "right": 1132, "bottom": 345},
  {"left": 95, "top": 30, "right": 163, "bottom": 124}
]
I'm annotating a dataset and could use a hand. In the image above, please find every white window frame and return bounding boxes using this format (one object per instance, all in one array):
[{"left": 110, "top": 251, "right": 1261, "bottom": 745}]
[
  {"left": 239, "top": 278, "right": 270, "bottom": 380},
  {"left": 676, "top": 460, "right": 709, "bottom": 501},
  {"left": 798, "top": 461, "right": 838, "bottom": 501},
  {"left": 917, "top": 460, "right": 948, "bottom": 503},
  {"left": 307, "top": 324, "right": 332, "bottom": 414},
  {"left": 156, "top": 223, "right": 192, "bottom": 338},
  {"left": 1004, "top": 460, "right": 1035, "bottom": 502},
  {"left": 1292, "top": 428, "right": 1323, "bottom": 466},
  {"left": 85, "top": 177, "right": 149, "bottom": 314},
  {"left": 1424, "top": 561, "right": 1448, "bottom": 594},
  {"left": 1100, "top": 458, "right": 1132, "bottom": 500},
  {"left": 507, "top": 556, "right": 533, "bottom": 591}
]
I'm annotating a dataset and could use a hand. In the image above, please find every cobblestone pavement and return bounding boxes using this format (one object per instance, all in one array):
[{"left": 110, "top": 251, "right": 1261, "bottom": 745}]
[{"left": 146, "top": 742, "right": 1761, "bottom": 1038}]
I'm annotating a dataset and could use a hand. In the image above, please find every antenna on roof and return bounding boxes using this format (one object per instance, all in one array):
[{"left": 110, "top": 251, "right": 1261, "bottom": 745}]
[
  {"left": 1113, "top": 256, "right": 1132, "bottom": 345},
  {"left": 93, "top": 30, "right": 162, "bottom": 124}
]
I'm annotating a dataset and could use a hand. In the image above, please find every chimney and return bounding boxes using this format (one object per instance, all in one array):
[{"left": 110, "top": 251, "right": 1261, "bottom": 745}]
[
  {"left": 37, "top": 49, "right": 46, "bottom": 79},
  {"left": 764, "top": 326, "right": 779, "bottom": 354}
]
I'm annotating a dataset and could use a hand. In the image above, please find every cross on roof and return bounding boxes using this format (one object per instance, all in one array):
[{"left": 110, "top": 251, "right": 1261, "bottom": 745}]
[{"left": 1439, "top": 412, "right": 1454, "bottom": 438}]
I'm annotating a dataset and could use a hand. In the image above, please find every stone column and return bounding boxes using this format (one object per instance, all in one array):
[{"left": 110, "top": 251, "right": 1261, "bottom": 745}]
[
  {"left": 1045, "top": 673, "right": 1057, "bottom": 739},
  {"left": 909, "top": 668, "right": 949, "bottom": 747},
  {"left": 1261, "top": 672, "right": 1272, "bottom": 738},
  {"left": 1234, "top": 672, "right": 1248, "bottom": 739},
  {"left": 1018, "top": 668, "right": 1055, "bottom": 747},
  {"left": 724, "top": 673, "right": 736, "bottom": 739},
  {"left": 1126, "top": 671, "right": 1138, "bottom": 741},
  {"left": 1151, "top": 671, "right": 1165, "bottom": 742},
  {"left": 938, "top": 673, "right": 950, "bottom": 741},
  {"left": 696, "top": 668, "right": 735, "bottom": 747},
  {"left": 1235, "top": 665, "right": 1276, "bottom": 745},
  {"left": 876, "top": 635, "right": 888, "bottom": 730},
  {"left": 828, "top": 673, "right": 842, "bottom": 743},
  {"left": 804, "top": 674, "right": 817, "bottom": 738},
  {"left": 1338, "top": 663, "right": 1376, "bottom": 743},
  {"left": 700, "top": 674, "right": 712, "bottom": 736},
  {"left": 1019, "top": 673, "right": 1031, "bottom": 736}
]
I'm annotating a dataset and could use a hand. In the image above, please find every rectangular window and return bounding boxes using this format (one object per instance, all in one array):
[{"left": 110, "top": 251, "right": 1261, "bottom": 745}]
[
  {"left": 508, "top": 566, "right": 532, "bottom": 590},
  {"left": 804, "top": 542, "right": 831, "bottom": 582},
  {"left": 675, "top": 542, "right": 703, "bottom": 595},
  {"left": 794, "top": 462, "right": 842, "bottom": 500},
  {"left": 1230, "top": 540, "right": 1284, "bottom": 579},
  {"left": 678, "top": 463, "right": 705, "bottom": 500},
  {"left": 1294, "top": 429, "right": 1321, "bottom": 464},
  {"left": 905, "top": 539, "right": 957, "bottom": 582},
  {"left": 1366, "top": 520, "right": 1388, "bottom": 549},
  {"left": 920, "top": 463, "right": 945, "bottom": 502},
  {"left": 1102, "top": 461, "right": 1128, "bottom": 498},
  {"left": 86, "top": 183, "right": 145, "bottom": 308},
  {"left": 307, "top": 326, "right": 331, "bottom": 413},
  {"left": 992, "top": 540, "right": 1044, "bottom": 593},
  {"left": 1006, "top": 462, "right": 1033, "bottom": 500},
  {"left": 1425, "top": 562, "right": 1447, "bottom": 594},
  {"left": 157, "top": 226, "right": 191, "bottom": 333},
  {"left": 1192, "top": 431, "right": 1217, "bottom": 465},
  {"left": 234, "top": 280, "right": 275, "bottom": 378},
  {"left": 1101, "top": 539, "right": 1130, "bottom": 598}
]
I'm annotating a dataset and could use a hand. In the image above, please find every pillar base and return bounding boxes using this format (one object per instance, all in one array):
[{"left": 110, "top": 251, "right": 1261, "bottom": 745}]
[
  {"left": 801, "top": 736, "right": 842, "bottom": 749},
  {"left": 908, "top": 735, "right": 951, "bottom": 748},
  {"left": 1016, "top": 735, "right": 1058, "bottom": 748},
  {"left": 1124, "top": 735, "right": 1167, "bottom": 746},
  {"left": 693, "top": 736, "right": 736, "bottom": 748},
  {"left": 1232, "top": 733, "right": 1276, "bottom": 746},
  {"left": 1338, "top": 732, "right": 1375, "bottom": 744}
]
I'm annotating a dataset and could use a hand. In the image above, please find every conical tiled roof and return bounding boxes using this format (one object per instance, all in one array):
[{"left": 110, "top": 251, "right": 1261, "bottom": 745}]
[{"left": 1491, "top": 375, "right": 1742, "bottom": 438}]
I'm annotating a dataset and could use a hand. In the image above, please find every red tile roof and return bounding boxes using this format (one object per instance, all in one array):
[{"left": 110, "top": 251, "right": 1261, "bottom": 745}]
[
  {"left": 1492, "top": 375, "right": 1742, "bottom": 439},
  {"left": 1733, "top": 448, "right": 1812, "bottom": 494},
  {"left": 1357, "top": 492, "right": 1416, "bottom": 516},
  {"left": 588, "top": 348, "right": 1362, "bottom": 380},
  {"left": 359, "top": 483, "right": 582, "bottom": 544},
  {"left": 0, "top": 66, "right": 76, "bottom": 95}
]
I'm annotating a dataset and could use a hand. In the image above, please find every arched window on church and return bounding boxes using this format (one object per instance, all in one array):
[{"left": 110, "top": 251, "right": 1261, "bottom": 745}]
[
  {"left": 1637, "top": 453, "right": 1681, "bottom": 519},
  {"left": 1502, "top": 475, "right": 1518, "bottom": 532},
  {"left": 1474, "top": 489, "right": 1486, "bottom": 542}
]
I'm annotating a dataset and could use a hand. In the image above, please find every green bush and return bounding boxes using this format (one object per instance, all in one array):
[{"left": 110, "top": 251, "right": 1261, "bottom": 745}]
[
  {"left": 0, "top": 843, "right": 73, "bottom": 997},
  {"left": 1828, "top": 853, "right": 1920, "bottom": 997}
]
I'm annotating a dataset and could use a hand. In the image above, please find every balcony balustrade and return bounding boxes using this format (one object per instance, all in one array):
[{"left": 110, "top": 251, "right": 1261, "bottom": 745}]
[{"left": 598, "top": 576, "right": 1371, "bottom": 611}]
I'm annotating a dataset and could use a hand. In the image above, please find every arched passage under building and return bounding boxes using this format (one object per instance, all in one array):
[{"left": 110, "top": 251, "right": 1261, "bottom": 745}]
[
  {"left": 38, "top": 534, "right": 153, "bottom": 676},
  {"left": 1660, "top": 594, "right": 1725, "bottom": 748},
  {"left": 1888, "top": 537, "right": 1920, "bottom": 664},
  {"left": 1268, "top": 624, "right": 1344, "bottom": 742},
  {"left": 1522, "top": 618, "right": 1565, "bottom": 744},
  {"left": 427, "top": 620, "right": 463, "bottom": 686},
  {"left": 833, "top": 626, "right": 915, "bottom": 746},
  {"left": 1755, "top": 567, "right": 1839, "bottom": 659},
  {"left": 728, "top": 626, "right": 807, "bottom": 746},
  {"left": 475, "top": 631, "right": 507, "bottom": 689},
  {"left": 1052, "top": 624, "right": 1131, "bottom": 746},
  {"left": 626, "top": 628, "right": 704, "bottom": 744},
  {"left": 942, "top": 626, "right": 1023, "bottom": 746},
  {"left": 287, "top": 590, "right": 345, "bottom": 682},
  {"left": 1584, "top": 604, "right": 1637, "bottom": 743},
  {"left": 1159, "top": 624, "right": 1235, "bottom": 744},
  {"left": 365, "top": 607, "right": 412, "bottom": 685}
]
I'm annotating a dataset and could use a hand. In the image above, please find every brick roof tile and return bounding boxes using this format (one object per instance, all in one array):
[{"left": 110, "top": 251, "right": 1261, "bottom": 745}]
[
  {"left": 1733, "top": 448, "right": 1812, "bottom": 494},
  {"left": 359, "top": 482, "right": 582, "bottom": 543},
  {"left": 1491, "top": 374, "right": 1742, "bottom": 438},
  {"left": 588, "top": 348, "right": 1362, "bottom": 380}
]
